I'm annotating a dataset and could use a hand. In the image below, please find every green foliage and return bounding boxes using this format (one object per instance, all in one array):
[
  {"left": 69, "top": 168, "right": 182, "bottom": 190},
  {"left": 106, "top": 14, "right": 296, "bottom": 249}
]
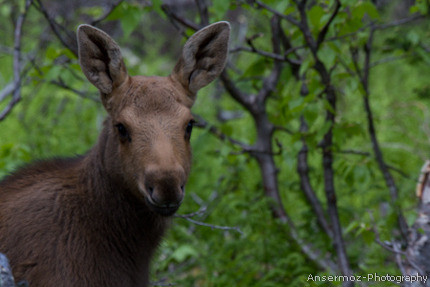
[{"left": 1, "top": 0, "right": 430, "bottom": 286}]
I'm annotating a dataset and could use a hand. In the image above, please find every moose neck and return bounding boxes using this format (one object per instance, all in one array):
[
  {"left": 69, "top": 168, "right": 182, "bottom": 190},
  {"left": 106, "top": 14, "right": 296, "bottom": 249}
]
[{"left": 79, "top": 119, "right": 168, "bottom": 252}]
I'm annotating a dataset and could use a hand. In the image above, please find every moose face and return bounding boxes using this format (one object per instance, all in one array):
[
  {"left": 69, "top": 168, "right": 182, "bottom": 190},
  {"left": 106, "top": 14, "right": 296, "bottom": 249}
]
[
  {"left": 107, "top": 76, "right": 194, "bottom": 216},
  {"left": 77, "top": 23, "right": 230, "bottom": 216}
]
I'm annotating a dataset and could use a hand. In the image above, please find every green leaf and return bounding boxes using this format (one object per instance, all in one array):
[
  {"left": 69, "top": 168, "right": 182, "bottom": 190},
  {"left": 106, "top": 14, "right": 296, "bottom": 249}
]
[
  {"left": 318, "top": 44, "right": 337, "bottom": 68},
  {"left": 149, "top": 0, "right": 164, "bottom": 17},
  {"left": 171, "top": 244, "right": 198, "bottom": 262},
  {"left": 407, "top": 30, "right": 420, "bottom": 46},
  {"left": 322, "top": 99, "right": 335, "bottom": 114},
  {"left": 344, "top": 221, "right": 359, "bottom": 234},
  {"left": 242, "top": 58, "right": 269, "bottom": 78},
  {"left": 354, "top": 1, "right": 379, "bottom": 20},
  {"left": 410, "top": 0, "right": 428, "bottom": 14},
  {"left": 299, "top": 57, "right": 315, "bottom": 77},
  {"left": 210, "top": 0, "right": 231, "bottom": 21},
  {"left": 361, "top": 229, "right": 375, "bottom": 246},
  {"left": 308, "top": 5, "right": 325, "bottom": 31},
  {"left": 106, "top": 2, "right": 142, "bottom": 37}
]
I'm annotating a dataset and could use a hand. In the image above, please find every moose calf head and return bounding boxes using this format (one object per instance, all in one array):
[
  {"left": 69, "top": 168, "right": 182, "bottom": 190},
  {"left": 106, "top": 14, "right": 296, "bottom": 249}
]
[{"left": 77, "top": 22, "right": 230, "bottom": 216}]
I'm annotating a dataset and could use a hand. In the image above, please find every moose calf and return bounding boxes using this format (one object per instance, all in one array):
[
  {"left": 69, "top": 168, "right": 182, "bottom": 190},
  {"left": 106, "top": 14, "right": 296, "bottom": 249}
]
[{"left": 0, "top": 22, "right": 230, "bottom": 286}]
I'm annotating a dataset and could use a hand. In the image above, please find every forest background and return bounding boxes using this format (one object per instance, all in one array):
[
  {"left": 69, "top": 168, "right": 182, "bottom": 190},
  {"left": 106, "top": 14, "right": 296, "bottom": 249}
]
[{"left": 1, "top": 0, "right": 430, "bottom": 286}]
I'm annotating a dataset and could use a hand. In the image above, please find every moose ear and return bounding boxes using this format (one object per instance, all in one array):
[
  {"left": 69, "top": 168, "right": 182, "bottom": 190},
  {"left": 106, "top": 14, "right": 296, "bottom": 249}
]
[
  {"left": 77, "top": 24, "right": 128, "bottom": 96},
  {"left": 171, "top": 21, "right": 230, "bottom": 97}
]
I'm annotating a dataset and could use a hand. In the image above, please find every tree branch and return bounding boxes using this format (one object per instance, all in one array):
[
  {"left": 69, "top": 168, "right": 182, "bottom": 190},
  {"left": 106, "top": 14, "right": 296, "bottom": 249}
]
[
  {"left": 352, "top": 26, "right": 409, "bottom": 241},
  {"left": 220, "top": 71, "right": 256, "bottom": 112},
  {"left": 256, "top": 16, "right": 284, "bottom": 103},
  {"left": 0, "top": 0, "right": 32, "bottom": 121},
  {"left": 176, "top": 216, "right": 243, "bottom": 235},
  {"left": 297, "top": 81, "right": 334, "bottom": 241},
  {"left": 34, "top": 0, "right": 78, "bottom": 56},
  {"left": 375, "top": 14, "right": 426, "bottom": 30},
  {"left": 295, "top": 1, "right": 353, "bottom": 282},
  {"left": 195, "top": 0, "right": 209, "bottom": 27},
  {"left": 161, "top": 4, "right": 201, "bottom": 31},
  {"left": 193, "top": 114, "right": 254, "bottom": 152},
  {"left": 49, "top": 78, "right": 100, "bottom": 102},
  {"left": 245, "top": 0, "right": 301, "bottom": 27},
  {"left": 282, "top": 210, "right": 339, "bottom": 274},
  {"left": 316, "top": 0, "right": 341, "bottom": 49},
  {"left": 230, "top": 45, "right": 301, "bottom": 65}
]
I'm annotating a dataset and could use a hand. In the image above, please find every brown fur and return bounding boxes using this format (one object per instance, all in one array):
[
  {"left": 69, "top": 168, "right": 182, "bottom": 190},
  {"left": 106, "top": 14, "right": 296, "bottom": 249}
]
[{"left": 0, "top": 22, "right": 229, "bottom": 287}]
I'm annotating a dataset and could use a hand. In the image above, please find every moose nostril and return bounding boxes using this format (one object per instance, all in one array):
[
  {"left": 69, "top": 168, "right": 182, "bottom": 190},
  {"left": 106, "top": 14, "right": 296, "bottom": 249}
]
[
  {"left": 180, "top": 185, "right": 185, "bottom": 193},
  {"left": 147, "top": 186, "right": 154, "bottom": 196}
]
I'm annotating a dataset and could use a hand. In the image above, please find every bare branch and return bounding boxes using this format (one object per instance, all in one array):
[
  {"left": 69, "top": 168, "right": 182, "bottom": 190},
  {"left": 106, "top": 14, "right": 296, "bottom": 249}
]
[
  {"left": 376, "top": 14, "right": 426, "bottom": 30},
  {"left": 352, "top": 26, "right": 409, "bottom": 241},
  {"left": 161, "top": 4, "right": 201, "bottom": 31},
  {"left": 370, "top": 54, "right": 410, "bottom": 68},
  {"left": 294, "top": 1, "right": 353, "bottom": 281},
  {"left": 220, "top": 71, "right": 255, "bottom": 111},
  {"left": 245, "top": 0, "right": 300, "bottom": 27},
  {"left": 193, "top": 114, "right": 254, "bottom": 152},
  {"left": 0, "top": 82, "right": 15, "bottom": 103},
  {"left": 282, "top": 211, "right": 339, "bottom": 274},
  {"left": 316, "top": 0, "right": 341, "bottom": 48},
  {"left": 295, "top": 0, "right": 317, "bottom": 55},
  {"left": 49, "top": 78, "right": 100, "bottom": 102},
  {"left": 230, "top": 45, "right": 301, "bottom": 65},
  {"left": 176, "top": 216, "right": 243, "bottom": 235},
  {"left": 0, "top": 0, "right": 32, "bottom": 121},
  {"left": 195, "top": 0, "right": 209, "bottom": 26},
  {"left": 297, "top": 80, "right": 333, "bottom": 240},
  {"left": 322, "top": 14, "right": 425, "bottom": 50},
  {"left": 175, "top": 206, "right": 207, "bottom": 219},
  {"left": 33, "top": 0, "right": 78, "bottom": 56},
  {"left": 257, "top": 16, "right": 284, "bottom": 103}
]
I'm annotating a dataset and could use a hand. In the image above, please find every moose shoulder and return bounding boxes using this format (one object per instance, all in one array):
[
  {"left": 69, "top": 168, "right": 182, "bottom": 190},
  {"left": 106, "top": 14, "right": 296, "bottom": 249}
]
[{"left": 0, "top": 22, "right": 230, "bottom": 287}]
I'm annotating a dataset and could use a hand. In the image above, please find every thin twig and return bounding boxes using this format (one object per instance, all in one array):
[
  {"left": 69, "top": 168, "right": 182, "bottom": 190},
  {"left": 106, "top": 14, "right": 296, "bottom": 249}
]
[
  {"left": 49, "top": 79, "right": 100, "bottom": 102},
  {"left": 376, "top": 14, "right": 426, "bottom": 30},
  {"left": 193, "top": 114, "right": 253, "bottom": 152},
  {"left": 178, "top": 217, "right": 243, "bottom": 235},
  {"left": 230, "top": 45, "right": 301, "bottom": 65},
  {"left": 370, "top": 54, "right": 410, "bottom": 68},
  {"left": 175, "top": 207, "right": 207, "bottom": 219}
]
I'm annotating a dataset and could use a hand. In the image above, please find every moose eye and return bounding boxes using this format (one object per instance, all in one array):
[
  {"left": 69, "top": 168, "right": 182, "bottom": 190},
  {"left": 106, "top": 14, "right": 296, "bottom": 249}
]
[
  {"left": 116, "top": 123, "right": 131, "bottom": 142},
  {"left": 185, "top": 120, "right": 195, "bottom": 140}
]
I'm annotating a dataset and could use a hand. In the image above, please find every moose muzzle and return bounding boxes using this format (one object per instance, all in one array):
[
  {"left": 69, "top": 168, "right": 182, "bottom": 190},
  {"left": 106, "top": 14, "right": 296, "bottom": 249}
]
[{"left": 140, "top": 166, "right": 186, "bottom": 216}]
